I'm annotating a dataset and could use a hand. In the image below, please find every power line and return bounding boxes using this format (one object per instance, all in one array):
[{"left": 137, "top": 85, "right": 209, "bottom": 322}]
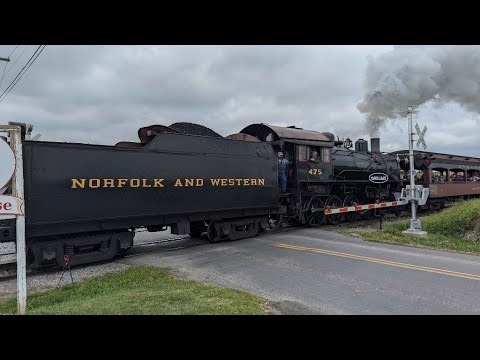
[
  {"left": 0, "top": 61, "right": 7, "bottom": 89},
  {"left": 0, "top": 45, "right": 46, "bottom": 103},
  {"left": 3, "top": 45, "right": 31, "bottom": 79},
  {"left": 0, "top": 46, "right": 42, "bottom": 99},
  {"left": 8, "top": 45, "right": 19, "bottom": 58},
  {"left": 0, "top": 45, "right": 46, "bottom": 104}
]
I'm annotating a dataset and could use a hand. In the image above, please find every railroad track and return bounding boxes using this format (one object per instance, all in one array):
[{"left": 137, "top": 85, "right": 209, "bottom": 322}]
[
  {"left": 0, "top": 234, "right": 201, "bottom": 282},
  {"left": 0, "top": 206, "right": 454, "bottom": 282}
]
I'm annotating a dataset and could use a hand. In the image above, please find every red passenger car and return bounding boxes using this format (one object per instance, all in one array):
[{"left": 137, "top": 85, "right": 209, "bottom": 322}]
[{"left": 392, "top": 150, "right": 480, "bottom": 209}]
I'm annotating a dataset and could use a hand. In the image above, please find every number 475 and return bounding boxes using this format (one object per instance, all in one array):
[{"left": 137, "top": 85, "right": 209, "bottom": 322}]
[{"left": 309, "top": 169, "right": 322, "bottom": 175}]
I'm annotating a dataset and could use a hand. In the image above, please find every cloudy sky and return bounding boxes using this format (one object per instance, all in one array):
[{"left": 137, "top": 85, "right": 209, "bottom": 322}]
[{"left": 0, "top": 45, "right": 479, "bottom": 157}]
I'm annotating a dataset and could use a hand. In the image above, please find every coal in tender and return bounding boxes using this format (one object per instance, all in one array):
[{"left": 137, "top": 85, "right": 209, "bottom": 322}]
[{"left": 169, "top": 122, "right": 223, "bottom": 138}]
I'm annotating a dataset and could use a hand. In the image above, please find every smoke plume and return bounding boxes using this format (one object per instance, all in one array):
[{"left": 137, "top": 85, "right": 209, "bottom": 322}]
[{"left": 357, "top": 45, "right": 480, "bottom": 135}]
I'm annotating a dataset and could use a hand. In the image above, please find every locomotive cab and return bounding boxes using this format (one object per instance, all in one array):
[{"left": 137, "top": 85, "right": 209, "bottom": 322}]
[
  {"left": 239, "top": 124, "right": 335, "bottom": 194},
  {"left": 294, "top": 144, "right": 333, "bottom": 185}
]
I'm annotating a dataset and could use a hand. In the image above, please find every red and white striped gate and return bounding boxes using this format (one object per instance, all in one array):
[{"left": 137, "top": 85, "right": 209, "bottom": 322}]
[{"left": 324, "top": 200, "right": 409, "bottom": 215}]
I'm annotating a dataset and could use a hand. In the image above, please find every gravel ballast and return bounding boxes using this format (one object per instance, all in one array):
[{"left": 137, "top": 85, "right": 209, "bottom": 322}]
[{"left": 0, "top": 262, "right": 130, "bottom": 300}]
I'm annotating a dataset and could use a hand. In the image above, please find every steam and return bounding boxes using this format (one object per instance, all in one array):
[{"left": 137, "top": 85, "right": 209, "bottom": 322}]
[{"left": 357, "top": 45, "right": 480, "bottom": 135}]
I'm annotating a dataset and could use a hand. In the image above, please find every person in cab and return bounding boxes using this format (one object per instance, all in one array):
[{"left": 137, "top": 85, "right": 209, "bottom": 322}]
[{"left": 278, "top": 152, "right": 289, "bottom": 193}]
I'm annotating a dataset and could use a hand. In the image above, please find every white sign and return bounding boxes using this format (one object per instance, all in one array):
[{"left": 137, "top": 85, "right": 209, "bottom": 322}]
[
  {"left": 415, "top": 123, "right": 427, "bottom": 150},
  {"left": 0, "top": 195, "right": 24, "bottom": 215},
  {"left": 0, "top": 136, "right": 24, "bottom": 217},
  {"left": 369, "top": 173, "right": 389, "bottom": 183},
  {"left": 0, "top": 137, "right": 15, "bottom": 189}
]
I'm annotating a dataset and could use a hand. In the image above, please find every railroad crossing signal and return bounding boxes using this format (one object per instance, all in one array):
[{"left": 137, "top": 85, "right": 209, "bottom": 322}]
[{"left": 415, "top": 123, "right": 427, "bottom": 150}]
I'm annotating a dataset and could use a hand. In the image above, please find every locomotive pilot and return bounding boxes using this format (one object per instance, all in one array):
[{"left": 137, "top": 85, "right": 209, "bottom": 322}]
[{"left": 278, "top": 152, "right": 289, "bottom": 193}]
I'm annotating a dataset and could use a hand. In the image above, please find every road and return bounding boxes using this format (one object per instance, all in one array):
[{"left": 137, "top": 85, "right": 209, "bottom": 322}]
[{"left": 120, "top": 228, "right": 480, "bottom": 314}]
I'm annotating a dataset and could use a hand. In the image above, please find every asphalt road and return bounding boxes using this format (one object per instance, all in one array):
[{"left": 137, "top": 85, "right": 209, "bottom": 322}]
[{"left": 120, "top": 228, "right": 480, "bottom": 314}]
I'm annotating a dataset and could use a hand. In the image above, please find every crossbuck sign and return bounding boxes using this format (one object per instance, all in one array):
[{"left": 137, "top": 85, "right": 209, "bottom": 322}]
[{"left": 415, "top": 123, "right": 427, "bottom": 150}]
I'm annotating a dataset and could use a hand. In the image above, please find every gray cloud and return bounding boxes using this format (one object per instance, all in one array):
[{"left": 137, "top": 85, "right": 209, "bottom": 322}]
[
  {"left": 358, "top": 45, "right": 480, "bottom": 136},
  {"left": 0, "top": 45, "right": 478, "bottom": 157}
]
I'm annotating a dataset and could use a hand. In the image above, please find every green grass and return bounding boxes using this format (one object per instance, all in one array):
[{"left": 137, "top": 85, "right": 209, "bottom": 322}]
[
  {"left": 0, "top": 265, "right": 268, "bottom": 315},
  {"left": 347, "top": 199, "right": 480, "bottom": 255}
]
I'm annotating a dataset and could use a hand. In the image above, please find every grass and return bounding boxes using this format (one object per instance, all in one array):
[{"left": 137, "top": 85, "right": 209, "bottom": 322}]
[
  {"left": 346, "top": 199, "right": 480, "bottom": 255},
  {"left": 0, "top": 265, "right": 268, "bottom": 315}
]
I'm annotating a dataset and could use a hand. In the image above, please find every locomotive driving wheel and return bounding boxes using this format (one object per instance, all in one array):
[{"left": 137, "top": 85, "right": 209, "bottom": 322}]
[
  {"left": 360, "top": 207, "right": 375, "bottom": 219},
  {"left": 304, "top": 196, "right": 326, "bottom": 227},
  {"left": 325, "top": 195, "right": 345, "bottom": 225},
  {"left": 343, "top": 194, "right": 361, "bottom": 222}
]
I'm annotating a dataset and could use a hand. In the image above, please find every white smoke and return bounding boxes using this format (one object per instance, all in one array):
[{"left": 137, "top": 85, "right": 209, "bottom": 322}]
[{"left": 357, "top": 45, "right": 480, "bottom": 135}]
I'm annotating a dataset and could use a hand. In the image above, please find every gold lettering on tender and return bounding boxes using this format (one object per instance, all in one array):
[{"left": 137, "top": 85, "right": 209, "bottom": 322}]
[
  {"left": 142, "top": 179, "right": 152, "bottom": 187},
  {"left": 174, "top": 179, "right": 183, "bottom": 187},
  {"left": 154, "top": 179, "right": 165, "bottom": 187},
  {"left": 228, "top": 179, "right": 235, "bottom": 186},
  {"left": 236, "top": 179, "right": 242, "bottom": 186},
  {"left": 244, "top": 179, "right": 250, "bottom": 186},
  {"left": 117, "top": 179, "right": 128, "bottom": 188},
  {"left": 196, "top": 179, "right": 204, "bottom": 187},
  {"left": 251, "top": 179, "right": 257, "bottom": 186},
  {"left": 210, "top": 179, "right": 221, "bottom": 186},
  {"left": 185, "top": 179, "right": 194, "bottom": 187},
  {"left": 258, "top": 179, "right": 265, "bottom": 186},
  {"left": 130, "top": 179, "right": 141, "bottom": 187},
  {"left": 71, "top": 179, "right": 86, "bottom": 189},
  {"left": 89, "top": 179, "right": 101, "bottom": 188},
  {"left": 103, "top": 179, "right": 115, "bottom": 188},
  {"left": 221, "top": 179, "right": 227, "bottom": 186}
]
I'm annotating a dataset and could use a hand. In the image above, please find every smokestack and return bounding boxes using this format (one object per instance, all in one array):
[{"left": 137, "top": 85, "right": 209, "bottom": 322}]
[{"left": 371, "top": 138, "right": 380, "bottom": 153}]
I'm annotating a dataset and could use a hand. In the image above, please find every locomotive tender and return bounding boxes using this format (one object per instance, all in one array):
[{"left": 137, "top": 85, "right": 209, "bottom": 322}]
[{"left": 1, "top": 122, "right": 404, "bottom": 269}]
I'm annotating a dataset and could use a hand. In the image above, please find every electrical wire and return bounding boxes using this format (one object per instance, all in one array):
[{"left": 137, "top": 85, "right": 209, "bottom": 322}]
[
  {"left": 0, "top": 61, "right": 7, "bottom": 89},
  {"left": 3, "top": 45, "right": 32, "bottom": 79},
  {"left": 0, "top": 45, "right": 46, "bottom": 103},
  {"left": 8, "top": 45, "right": 19, "bottom": 58},
  {"left": 0, "top": 45, "right": 21, "bottom": 89}
]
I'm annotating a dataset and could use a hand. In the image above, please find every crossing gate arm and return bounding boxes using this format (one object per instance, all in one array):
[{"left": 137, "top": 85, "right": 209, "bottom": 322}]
[{"left": 324, "top": 200, "right": 409, "bottom": 215}]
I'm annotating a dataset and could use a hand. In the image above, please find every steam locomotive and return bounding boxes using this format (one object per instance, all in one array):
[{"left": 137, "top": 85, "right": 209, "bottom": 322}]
[
  {"left": 239, "top": 124, "right": 403, "bottom": 227},
  {"left": 1, "top": 122, "right": 404, "bottom": 269}
]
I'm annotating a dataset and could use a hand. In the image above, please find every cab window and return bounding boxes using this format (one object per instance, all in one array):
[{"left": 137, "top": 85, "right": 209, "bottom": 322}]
[
  {"left": 322, "top": 148, "right": 331, "bottom": 164},
  {"left": 298, "top": 146, "right": 308, "bottom": 163}
]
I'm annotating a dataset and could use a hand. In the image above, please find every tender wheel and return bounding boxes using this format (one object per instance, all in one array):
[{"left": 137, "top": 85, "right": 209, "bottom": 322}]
[
  {"left": 267, "top": 213, "right": 283, "bottom": 230},
  {"left": 304, "top": 196, "right": 326, "bottom": 227},
  {"left": 325, "top": 195, "right": 345, "bottom": 225},
  {"left": 343, "top": 194, "right": 361, "bottom": 222},
  {"left": 207, "top": 221, "right": 222, "bottom": 243},
  {"left": 190, "top": 221, "right": 207, "bottom": 237}
]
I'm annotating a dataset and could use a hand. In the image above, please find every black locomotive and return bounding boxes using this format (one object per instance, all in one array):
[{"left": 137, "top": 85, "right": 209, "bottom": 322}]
[
  {"left": 239, "top": 124, "right": 403, "bottom": 227},
  {"left": 1, "top": 122, "right": 403, "bottom": 269}
]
